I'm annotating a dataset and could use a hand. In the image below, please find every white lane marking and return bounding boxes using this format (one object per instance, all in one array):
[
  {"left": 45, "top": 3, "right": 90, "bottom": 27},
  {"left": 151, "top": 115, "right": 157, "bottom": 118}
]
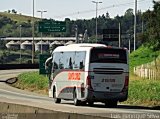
[{"left": 0, "top": 89, "right": 49, "bottom": 100}]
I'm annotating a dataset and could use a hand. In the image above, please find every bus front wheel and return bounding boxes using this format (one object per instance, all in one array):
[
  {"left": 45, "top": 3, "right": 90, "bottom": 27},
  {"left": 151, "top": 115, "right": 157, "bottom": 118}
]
[
  {"left": 53, "top": 87, "right": 61, "bottom": 103},
  {"left": 73, "top": 90, "right": 81, "bottom": 106}
]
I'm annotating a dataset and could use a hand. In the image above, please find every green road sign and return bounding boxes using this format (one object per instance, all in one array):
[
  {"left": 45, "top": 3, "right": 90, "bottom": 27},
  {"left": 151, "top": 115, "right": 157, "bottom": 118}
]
[
  {"left": 39, "top": 54, "right": 50, "bottom": 74},
  {"left": 38, "top": 21, "right": 66, "bottom": 32}
]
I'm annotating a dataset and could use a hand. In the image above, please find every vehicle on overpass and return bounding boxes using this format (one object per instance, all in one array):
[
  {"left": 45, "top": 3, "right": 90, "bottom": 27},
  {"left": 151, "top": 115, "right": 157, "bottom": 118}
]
[{"left": 45, "top": 43, "right": 129, "bottom": 107}]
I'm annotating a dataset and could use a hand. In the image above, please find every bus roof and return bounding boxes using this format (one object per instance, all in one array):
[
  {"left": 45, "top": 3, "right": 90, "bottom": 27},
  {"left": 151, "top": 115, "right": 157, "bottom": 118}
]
[
  {"left": 53, "top": 43, "right": 106, "bottom": 52},
  {"left": 53, "top": 43, "right": 128, "bottom": 52},
  {"left": 66, "top": 43, "right": 106, "bottom": 47}
]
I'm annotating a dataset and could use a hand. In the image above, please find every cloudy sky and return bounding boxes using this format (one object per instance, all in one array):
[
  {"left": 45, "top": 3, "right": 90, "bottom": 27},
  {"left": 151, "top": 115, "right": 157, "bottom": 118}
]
[{"left": 0, "top": 0, "right": 153, "bottom": 20}]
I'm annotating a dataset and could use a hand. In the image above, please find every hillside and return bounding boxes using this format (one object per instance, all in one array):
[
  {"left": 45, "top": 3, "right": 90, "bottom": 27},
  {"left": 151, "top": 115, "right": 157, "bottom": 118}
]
[
  {"left": 130, "top": 45, "right": 160, "bottom": 70},
  {"left": 0, "top": 12, "right": 39, "bottom": 23}
]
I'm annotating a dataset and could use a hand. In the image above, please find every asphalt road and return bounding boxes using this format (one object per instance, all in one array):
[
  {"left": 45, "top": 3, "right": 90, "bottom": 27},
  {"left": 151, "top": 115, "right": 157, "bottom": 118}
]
[{"left": 0, "top": 69, "right": 160, "bottom": 118}]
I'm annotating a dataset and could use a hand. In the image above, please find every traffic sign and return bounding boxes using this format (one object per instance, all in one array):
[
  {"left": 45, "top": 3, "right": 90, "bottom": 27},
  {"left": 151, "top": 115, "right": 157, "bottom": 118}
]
[
  {"left": 103, "top": 29, "right": 119, "bottom": 41},
  {"left": 39, "top": 54, "right": 50, "bottom": 74},
  {"left": 38, "top": 21, "right": 66, "bottom": 32}
]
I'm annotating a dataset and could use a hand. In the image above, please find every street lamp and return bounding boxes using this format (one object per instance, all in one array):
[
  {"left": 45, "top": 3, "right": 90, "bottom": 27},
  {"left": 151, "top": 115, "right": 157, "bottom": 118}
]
[
  {"left": 92, "top": 1, "right": 102, "bottom": 43},
  {"left": 37, "top": 10, "right": 47, "bottom": 54},
  {"left": 19, "top": 25, "right": 22, "bottom": 64}
]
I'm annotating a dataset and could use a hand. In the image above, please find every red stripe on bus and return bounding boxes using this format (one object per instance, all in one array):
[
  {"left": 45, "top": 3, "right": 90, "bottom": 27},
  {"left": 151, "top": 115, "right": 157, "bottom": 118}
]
[{"left": 52, "top": 70, "right": 93, "bottom": 81}]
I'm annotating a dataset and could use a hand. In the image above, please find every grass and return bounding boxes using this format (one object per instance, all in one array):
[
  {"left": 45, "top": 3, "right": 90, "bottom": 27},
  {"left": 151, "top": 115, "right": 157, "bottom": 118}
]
[
  {"left": 122, "top": 73, "right": 160, "bottom": 107},
  {"left": 0, "top": 49, "right": 40, "bottom": 64},
  {"left": 127, "top": 46, "right": 160, "bottom": 107},
  {"left": 0, "top": 12, "right": 39, "bottom": 23},
  {"left": 129, "top": 80, "right": 160, "bottom": 100},
  {"left": 13, "top": 71, "right": 48, "bottom": 95},
  {"left": 130, "top": 45, "right": 160, "bottom": 70}
]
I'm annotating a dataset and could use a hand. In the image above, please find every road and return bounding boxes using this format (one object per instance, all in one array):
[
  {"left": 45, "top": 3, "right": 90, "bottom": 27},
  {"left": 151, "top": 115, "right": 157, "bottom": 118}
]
[{"left": 0, "top": 69, "right": 160, "bottom": 118}]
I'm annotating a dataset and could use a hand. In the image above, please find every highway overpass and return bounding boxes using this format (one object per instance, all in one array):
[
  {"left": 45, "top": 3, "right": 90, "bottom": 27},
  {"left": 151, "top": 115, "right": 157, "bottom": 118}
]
[{"left": 1, "top": 37, "right": 78, "bottom": 51}]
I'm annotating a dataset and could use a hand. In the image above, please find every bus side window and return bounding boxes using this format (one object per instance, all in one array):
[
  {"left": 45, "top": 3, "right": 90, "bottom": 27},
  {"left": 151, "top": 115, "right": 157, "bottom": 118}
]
[
  {"left": 74, "top": 51, "right": 85, "bottom": 70},
  {"left": 52, "top": 52, "right": 60, "bottom": 72}
]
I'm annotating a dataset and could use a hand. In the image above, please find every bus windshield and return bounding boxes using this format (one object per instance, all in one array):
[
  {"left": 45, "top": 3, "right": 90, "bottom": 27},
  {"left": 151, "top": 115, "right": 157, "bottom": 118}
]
[{"left": 90, "top": 48, "right": 127, "bottom": 64}]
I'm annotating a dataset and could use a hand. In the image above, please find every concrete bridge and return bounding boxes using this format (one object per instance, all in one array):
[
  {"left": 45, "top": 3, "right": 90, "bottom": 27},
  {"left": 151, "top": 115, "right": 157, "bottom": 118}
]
[{"left": 1, "top": 37, "right": 77, "bottom": 51}]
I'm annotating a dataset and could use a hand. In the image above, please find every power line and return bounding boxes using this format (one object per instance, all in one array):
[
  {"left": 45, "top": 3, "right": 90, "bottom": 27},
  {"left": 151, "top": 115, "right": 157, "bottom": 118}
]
[{"left": 54, "top": 0, "right": 149, "bottom": 19}]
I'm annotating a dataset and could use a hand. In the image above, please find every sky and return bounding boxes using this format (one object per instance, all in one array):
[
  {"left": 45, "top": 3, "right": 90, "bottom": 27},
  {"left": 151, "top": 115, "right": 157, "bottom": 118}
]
[{"left": 0, "top": 0, "right": 153, "bottom": 20}]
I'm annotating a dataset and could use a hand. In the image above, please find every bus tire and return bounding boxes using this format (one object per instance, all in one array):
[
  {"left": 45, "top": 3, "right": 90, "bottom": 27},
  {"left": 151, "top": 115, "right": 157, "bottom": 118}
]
[
  {"left": 53, "top": 87, "right": 61, "bottom": 104},
  {"left": 73, "top": 90, "right": 81, "bottom": 106},
  {"left": 105, "top": 101, "right": 117, "bottom": 108}
]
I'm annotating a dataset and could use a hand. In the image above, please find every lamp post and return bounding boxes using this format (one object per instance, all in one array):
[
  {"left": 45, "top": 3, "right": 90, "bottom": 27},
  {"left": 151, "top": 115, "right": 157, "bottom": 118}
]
[
  {"left": 37, "top": 10, "right": 47, "bottom": 54},
  {"left": 19, "top": 25, "right": 22, "bottom": 64},
  {"left": 32, "top": 0, "right": 35, "bottom": 64},
  {"left": 92, "top": 1, "right": 102, "bottom": 43}
]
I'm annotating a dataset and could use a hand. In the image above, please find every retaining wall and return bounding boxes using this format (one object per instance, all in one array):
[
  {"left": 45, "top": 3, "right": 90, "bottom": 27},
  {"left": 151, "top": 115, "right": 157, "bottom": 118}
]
[{"left": 0, "top": 102, "right": 112, "bottom": 119}]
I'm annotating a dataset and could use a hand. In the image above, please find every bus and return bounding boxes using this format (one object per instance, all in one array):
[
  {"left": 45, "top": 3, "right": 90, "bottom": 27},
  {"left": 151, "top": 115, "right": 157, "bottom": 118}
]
[{"left": 46, "top": 43, "right": 129, "bottom": 107}]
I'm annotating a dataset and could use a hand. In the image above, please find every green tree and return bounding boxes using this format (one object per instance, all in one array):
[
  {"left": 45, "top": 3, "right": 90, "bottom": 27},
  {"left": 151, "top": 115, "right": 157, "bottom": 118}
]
[{"left": 143, "top": 1, "right": 160, "bottom": 50}]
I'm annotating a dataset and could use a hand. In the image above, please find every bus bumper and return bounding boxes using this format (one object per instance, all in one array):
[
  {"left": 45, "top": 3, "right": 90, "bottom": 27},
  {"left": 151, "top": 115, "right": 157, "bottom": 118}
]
[{"left": 86, "top": 90, "right": 128, "bottom": 102}]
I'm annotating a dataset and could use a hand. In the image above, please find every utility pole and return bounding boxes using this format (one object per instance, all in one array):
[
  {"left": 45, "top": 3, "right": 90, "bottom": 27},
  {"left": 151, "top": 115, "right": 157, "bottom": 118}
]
[
  {"left": 119, "top": 22, "right": 121, "bottom": 47},
  {"left": 19, "top": 25, "right": 22, "bottom": 64},
  {"left": 37, "top": 10, "right": 47, "bottom": 54},
  {"left": 129, "top": 34, "right": 131, "bottom": 54},
  {"left": 83, "top": 29, "right": 88, "bottom": 43},
  {"left": 32, "top": 0, "right": 35, "bottom": 64},
  {"left": 142, "top": 20, "right": 144, "bottom": 33},
  {"left": 75, "top": 25, "right": 78, "bottom": 43},
  {"left": 92, "top": 1, "right": 102, "bottom": 43},
  {"left": 134, "top": 0, "right": 137, "bottom": 51}
]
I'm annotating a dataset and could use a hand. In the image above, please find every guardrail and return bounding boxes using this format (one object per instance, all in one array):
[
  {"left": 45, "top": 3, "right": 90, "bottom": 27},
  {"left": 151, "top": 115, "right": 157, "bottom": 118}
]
[{"left": 0, "top": 64, "right": 39, "bottom": 70}]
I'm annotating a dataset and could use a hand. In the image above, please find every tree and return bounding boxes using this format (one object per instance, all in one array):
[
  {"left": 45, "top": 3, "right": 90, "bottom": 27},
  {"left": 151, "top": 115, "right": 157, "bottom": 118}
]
[
  {"left": 12, "top": 9, "right": 17, "bottom": 14},
  {"left": 143, "top": 1, "right": 160, "bottom": 50},
  {"left": 8, "top": 10, "right": 11, "bottom": 13},
  {"left": 106, "top": 12, "right": 110, "bottom": 19},
  {"left": 125, "top": 8, "right": 133, "bottom": 16},
  {"left": 0, "top": 40, "right": 7, "bottom": 50}
]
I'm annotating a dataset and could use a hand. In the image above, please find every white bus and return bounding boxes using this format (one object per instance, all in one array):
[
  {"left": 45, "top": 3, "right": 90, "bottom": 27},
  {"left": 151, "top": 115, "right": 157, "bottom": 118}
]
[{"left": 47, "top": 43, "right": 129, "bottom": 107}]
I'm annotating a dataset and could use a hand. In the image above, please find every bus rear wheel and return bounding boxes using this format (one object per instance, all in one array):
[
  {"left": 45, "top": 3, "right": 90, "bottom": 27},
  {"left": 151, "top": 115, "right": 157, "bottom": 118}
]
[
  {"left": 73, "top": 90, "right": 81, "bottom": 106},
  {"left": 53, "top": 87, "right": 61, "bottom": 103}
]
